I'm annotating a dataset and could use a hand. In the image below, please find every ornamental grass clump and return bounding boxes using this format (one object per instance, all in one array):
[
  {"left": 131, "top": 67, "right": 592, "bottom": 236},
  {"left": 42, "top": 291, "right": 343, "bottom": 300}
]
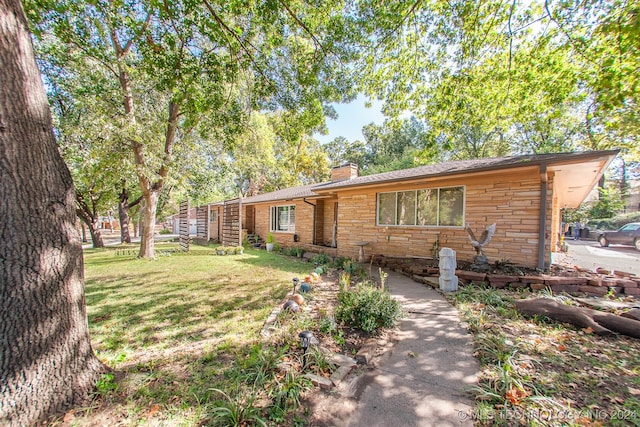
[{"left": 335, "top": 282, "right": 403, "bottom": 333}]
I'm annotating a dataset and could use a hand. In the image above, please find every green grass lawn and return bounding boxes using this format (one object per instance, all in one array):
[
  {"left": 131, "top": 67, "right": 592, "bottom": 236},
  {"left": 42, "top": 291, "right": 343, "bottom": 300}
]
[{"left": 76, "top": 244, "right": 313, "bottom": 426}]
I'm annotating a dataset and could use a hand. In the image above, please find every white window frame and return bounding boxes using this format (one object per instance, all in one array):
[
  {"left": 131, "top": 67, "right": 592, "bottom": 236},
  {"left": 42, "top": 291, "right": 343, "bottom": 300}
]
[
  {"left": 270, "top": 205, "right": 296, "bottom": 232},
  {"left": 376, "top": 186, "right": 465, "bottom": 227}
]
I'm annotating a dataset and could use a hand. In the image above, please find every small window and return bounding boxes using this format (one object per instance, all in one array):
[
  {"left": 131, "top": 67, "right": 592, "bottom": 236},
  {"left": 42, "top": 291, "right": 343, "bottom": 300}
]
[
  {"left": 270, "top": 205, "right": 296, "bottom": 232},
  {"left": 210, "top": 209, "right": 217, "bottom": 222}
]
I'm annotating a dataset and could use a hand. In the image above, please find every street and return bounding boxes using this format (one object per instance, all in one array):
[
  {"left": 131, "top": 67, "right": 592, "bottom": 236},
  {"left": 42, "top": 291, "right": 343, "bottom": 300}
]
[{"left": 553, "top": 239, "right": 640, "bottom": 276}]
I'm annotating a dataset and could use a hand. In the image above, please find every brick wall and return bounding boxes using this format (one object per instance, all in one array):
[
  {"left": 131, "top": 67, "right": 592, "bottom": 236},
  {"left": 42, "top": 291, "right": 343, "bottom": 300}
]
[
  {"left": 252, "top": 201, "right": 315, "bottom": 247},
  {"left": 333, "top": 168, "right": 553, "bottom": 268},
  {"left": 244, "top": 166, "right": 555, "bottom": 269},
  {"left": 331, "top": 164, "right": 358, "bottom": 181}
]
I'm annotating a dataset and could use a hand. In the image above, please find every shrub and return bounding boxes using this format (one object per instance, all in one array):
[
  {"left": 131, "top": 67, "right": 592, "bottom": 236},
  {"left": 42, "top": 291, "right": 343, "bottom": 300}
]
[
  {"left": 332, "top": 257, "right": 350, "bottom": 269},
  {"left": 335, "top": 284, "right": 403, "bottom": 333},
  {"left": 340, "top": 258, "right": 364, "bottom": 277},
  {"left": 310, "top": 253, "right": 331, "bottom": 266}
]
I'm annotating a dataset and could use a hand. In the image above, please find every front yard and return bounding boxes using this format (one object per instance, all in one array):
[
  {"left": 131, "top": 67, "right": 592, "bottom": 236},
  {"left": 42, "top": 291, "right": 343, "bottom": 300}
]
[
  {"left": 52, "top": 244, "right": 640, "bottom": 426},
  {"left": 67, "top": 244, "right": 316, "bottom": 425}
]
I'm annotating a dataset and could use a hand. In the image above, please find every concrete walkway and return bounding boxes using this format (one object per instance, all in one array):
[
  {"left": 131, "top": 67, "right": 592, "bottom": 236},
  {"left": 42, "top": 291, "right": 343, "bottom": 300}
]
[{"left": 345, "top": 270, "right": 479, "bottom": 427}]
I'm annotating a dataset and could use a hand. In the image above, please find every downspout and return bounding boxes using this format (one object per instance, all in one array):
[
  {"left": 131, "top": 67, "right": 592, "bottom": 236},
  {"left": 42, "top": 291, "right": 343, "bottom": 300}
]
[
  {"left": 303, "top": 198, "right": 316, "bottom": 245},
  {"left": 538, "top": 164, "right": 548, "bottom": 271},
  {"left": 238, "top": 199, "right": 243, "bottom": 247}
]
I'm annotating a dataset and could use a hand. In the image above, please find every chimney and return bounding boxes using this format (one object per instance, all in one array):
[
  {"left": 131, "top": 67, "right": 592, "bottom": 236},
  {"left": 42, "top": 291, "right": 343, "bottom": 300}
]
[{"left": 331, "top": 163, "right": 359, "bottom": 181}]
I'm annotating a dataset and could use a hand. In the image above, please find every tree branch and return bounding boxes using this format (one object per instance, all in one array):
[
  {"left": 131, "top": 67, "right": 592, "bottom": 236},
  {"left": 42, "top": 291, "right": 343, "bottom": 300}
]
[
  {"left": 375, "top": 0, "right": 422, "bottom": 49},
  {"left": 201, "top": 0, "right": 272, "bottom": 85},
  {"left": 278, "top": 0, "right": 328, "bottom": 57}
]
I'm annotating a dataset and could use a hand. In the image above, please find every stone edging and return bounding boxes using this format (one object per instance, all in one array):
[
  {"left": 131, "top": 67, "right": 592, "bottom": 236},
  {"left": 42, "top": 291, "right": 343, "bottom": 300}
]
[{"left": 409, "top": 269, "right": 640, "bottom": 298}]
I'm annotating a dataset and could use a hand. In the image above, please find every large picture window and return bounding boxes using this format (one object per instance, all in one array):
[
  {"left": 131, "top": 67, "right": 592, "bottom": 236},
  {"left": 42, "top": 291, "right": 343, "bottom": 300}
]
[
  {"left": 377, "top": 187, "right": 464, "bottom": 227},
  {"left": 270, "top": 205, "right": 296, "bottom": 232}
]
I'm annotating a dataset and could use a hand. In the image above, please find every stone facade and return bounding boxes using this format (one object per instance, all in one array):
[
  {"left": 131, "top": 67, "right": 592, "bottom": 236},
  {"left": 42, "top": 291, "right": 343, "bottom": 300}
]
[
  {"left": 243, "top": 166, "right": 554, "bottom": 269},
  {"left": 333, "top": 168, "right": 553, "bottom": 269},
  {"left": 202, "top": 151, "right": 618, "bottom": 270}
]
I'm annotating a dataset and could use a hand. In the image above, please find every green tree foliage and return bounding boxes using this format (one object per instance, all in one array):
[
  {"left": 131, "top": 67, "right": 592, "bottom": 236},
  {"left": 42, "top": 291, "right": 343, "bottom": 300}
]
[
  {"left": 587, "top": 186, "right": 625, "bottom": 219},
  {"left": 47, "top": 77, "right": 128, "bottom": 247},
  {"left": 324, "top": 136, "right": 369, "bottom": 168},
  {"left": 27, "top": 0, "right": 364, "bottom": 257},
  {"left": 324, "top": 117, "right": 432, "bottom": 174},
  {"left": 358, "top": 0, "right": 638, "bottom": 162}
]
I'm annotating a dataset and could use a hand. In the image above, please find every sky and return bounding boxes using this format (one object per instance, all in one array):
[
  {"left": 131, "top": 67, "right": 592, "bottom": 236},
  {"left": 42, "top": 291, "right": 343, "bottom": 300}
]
[{"left": 315, "top": 95, "right": 387, "bottom": 145}]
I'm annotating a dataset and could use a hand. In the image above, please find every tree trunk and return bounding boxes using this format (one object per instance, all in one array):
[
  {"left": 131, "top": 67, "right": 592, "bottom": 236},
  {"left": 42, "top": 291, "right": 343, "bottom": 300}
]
[
  {"left": 138, "top": 191, "right": 159, "bottom": 258},
  {"left": 76, "top": 216, "right": 104, "bottom": 248},
  {"left": 119, "top": 199, "right": 132, "bottom": 243},
  {"left": 118, "top": 186, "right": 140, "bottom": 244},
  {"left": 86, "top": 218, "right": 105, "bottom": 248},
  {"left": 76, "top": 209, "right": 104, "bottom": 248},
  {"left": 0, "top": 1, "right": 106, "bottom": 424}
]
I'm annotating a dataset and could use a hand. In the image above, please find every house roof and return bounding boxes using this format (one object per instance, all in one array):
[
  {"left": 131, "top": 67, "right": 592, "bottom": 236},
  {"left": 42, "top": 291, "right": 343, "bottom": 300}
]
[
  {"left": 239, "top": 150, "right": 619, "bottom": 207},
  {"left": 241, "top": 183, "right": 322, "bottom": 204},
  {"left": 314, "top": 150, "right": 619, "bottom": 192}
]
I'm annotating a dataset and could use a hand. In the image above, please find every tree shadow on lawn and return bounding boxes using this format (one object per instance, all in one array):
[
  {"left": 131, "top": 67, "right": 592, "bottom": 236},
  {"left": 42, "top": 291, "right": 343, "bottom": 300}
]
[{"left": 79, "top": 248, "right": 317, "bottom": 424}]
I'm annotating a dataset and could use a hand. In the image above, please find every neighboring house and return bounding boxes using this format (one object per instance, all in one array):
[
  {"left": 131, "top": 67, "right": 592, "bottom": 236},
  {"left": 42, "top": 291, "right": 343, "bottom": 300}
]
[
  {"left": 204, "top": 150, "right": 618, "bottom": 270},
  {"left": 167, "top": 207, "right": 198, "bottom": 235}
]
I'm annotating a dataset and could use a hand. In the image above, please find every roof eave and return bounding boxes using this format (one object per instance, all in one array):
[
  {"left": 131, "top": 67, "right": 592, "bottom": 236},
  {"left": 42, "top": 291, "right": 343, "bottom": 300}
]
[{"left": 314, "top": 150, "right": 620, "bottom": 194}]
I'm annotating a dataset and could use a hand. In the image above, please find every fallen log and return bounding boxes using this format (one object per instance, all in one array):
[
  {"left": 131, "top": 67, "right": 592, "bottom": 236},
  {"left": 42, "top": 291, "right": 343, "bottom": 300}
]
[{"left": 515, "top": 298, "right": 640, "bottom": 339}]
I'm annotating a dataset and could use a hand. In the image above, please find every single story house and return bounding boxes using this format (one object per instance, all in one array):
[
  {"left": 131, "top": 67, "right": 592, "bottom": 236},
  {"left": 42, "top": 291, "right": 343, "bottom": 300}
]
[{"left": 202, "top": 150, "right": 618, "bottom": 269}]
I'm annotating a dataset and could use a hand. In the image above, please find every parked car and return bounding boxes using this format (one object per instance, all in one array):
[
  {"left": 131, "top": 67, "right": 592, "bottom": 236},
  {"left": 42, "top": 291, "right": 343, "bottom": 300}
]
[{"left": 597, "top": 222, "right": 640, "bottom": 250}]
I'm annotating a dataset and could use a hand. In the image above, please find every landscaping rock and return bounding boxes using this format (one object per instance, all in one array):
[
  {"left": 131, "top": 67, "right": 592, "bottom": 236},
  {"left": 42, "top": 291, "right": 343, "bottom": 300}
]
[
  {"left": 550, "top": 284, "right": 581, "bottom": 294},
  {"left": 530, "top": 283, "right": 547, "bottom": 291},
  {"left": 304, "top": 373, "right": 333, "bottom": 390},
  {"left": 330, "top": 365, "right": 353, "bottom": 386},
  {"left": 624, "top": 288, "right": 640, "bottom": 297},
  {"left": 578, "top": 285, "right": 608, "bottom": 296},
  {"left": 621, "top": 309, "right": 640, "bottom": 322},
  {"left": 355, "top": 338, "right": 378, "bottom": 365},
  {"left": 615, "top": 279, "right": 638, "bottom": 288},
  {"left": 456, "top": 270, "right": 487, "bottom": 283},
  {"left": 291, "top": 294, "right": 305, "bottom": 305},
  {"left": 520, "top": 275, "right": 545, "bottom": 285},
  {"left": 588, "top": 277, "right": 604, "bottom": 287},
  {"left": 613, "top": 270, "right": 634, "bottom": 278},
  {"left": 509, "top": 281, "right": 529, "bottom": 289},
  {"left": 543, "top": 276, "right": 588, "bottom": 286},
  {"left": 329, "top": 353, "right": 357, "bottom": 368},
  {"left": 487, "top": 274, "right": 518, "bottom": 288}
]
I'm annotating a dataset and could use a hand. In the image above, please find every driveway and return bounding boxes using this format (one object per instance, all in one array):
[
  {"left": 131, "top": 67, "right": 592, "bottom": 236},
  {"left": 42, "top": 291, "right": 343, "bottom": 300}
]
[{"left": 553, "top": 240, "right": 640, "bottom": 276}]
